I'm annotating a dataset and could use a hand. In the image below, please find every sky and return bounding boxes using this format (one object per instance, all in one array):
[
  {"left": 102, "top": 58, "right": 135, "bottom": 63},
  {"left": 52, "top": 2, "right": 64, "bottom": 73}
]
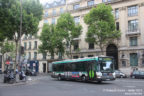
[
  {"left": 40, "top": 0, "right": 57, "bottom": 4},
  {"left": 40, "top": 0, "right": 79, "bottom": 5}
]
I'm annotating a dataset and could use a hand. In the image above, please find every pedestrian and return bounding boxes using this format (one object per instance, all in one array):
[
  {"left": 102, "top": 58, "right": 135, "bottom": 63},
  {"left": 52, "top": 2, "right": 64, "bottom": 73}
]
[{"left": 15, "top": 69, "right": 19, "bottom": 83}]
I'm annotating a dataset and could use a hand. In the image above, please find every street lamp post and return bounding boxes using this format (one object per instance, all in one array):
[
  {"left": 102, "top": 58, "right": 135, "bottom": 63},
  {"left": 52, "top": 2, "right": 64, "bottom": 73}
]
[{"left": 18, "top": 0, "right": 22, "bottom": 71}]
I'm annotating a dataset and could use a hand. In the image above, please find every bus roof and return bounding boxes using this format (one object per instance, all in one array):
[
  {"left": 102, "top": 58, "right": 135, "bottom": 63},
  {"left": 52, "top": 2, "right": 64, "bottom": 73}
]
[
  {"left": 52, "top": 57, "right": 98, "bottom": 64},
  {"left": 52, "top": 56, "right": 112, "bottom": 64}
]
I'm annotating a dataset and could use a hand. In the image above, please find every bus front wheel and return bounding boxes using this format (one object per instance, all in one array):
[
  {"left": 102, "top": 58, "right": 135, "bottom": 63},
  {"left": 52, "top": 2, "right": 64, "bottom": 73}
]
[{"left": 81, "top": 76, "right": 86, "bottom": 82}]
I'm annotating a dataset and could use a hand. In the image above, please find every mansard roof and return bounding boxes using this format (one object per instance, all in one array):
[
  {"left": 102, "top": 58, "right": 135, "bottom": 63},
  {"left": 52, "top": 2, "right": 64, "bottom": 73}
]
[{"left": 44, "top": 0, "right": 66, "bottom": 9}]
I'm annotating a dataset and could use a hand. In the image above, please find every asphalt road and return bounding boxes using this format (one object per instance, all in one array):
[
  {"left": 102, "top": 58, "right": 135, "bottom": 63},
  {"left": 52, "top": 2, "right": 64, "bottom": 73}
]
[{"left": 0, "top": 76, "right": 144, "bottom": 96}]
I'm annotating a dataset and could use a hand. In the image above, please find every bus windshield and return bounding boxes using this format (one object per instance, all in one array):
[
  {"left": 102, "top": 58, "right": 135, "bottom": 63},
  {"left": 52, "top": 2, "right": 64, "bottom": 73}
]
[{"left": 99, "top": 58, "right": 114, "bottom": 72}]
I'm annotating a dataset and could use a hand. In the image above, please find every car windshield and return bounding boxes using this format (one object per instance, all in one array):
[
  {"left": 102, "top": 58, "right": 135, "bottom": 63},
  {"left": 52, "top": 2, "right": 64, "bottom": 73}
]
[{"left": 100, "top": 58, "right": 113, "bottom": 72}]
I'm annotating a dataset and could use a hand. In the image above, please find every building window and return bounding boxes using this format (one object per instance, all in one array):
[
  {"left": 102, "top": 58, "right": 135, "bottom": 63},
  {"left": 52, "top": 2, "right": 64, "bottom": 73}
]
[
  {"left": 73, "top": 56, "right": 79, "bottom": 59},
  {"left": 116, "top": 22, "right": 119, "bottom": 30},
  {"left": 88, "top": 55, "right": 94, "bottom": 57},
  {"left": 29, "top": 52, "right": 31, "bottom": 60},
  {"left": 102, "top": 0, "right": 107, "bottom": 2},
  {"left": 44, "top": 20, "right": 48, "bottom": 23},
  {"left": 44, "top": 11, "right": 48, "bottom": 17},
  {"left": 130, "top": 37, "right": 137, "bottom": 46},
  {"left": 128, "top": 19, "right": 138, "bottom": 32},
  {"left": 87, "top": 0, "right": 94, "bottom": 6},
  {"left": 107, "top": 0, "right": 111, "bottom": 2},
  {"left": 60, "top": 8, "right": 64, "bottom": 13},
  {"left": 74, "top": 16, "right": 80, "bottom": 24},
  {"left": 74, "top": 41, "right": 79, "bottom": 51},
  {"left": 52, "top": 18, "right": 55, "bottom": 24},
  {"left": 24, "top": 42, "right": 27, "bottom": 50},
  {"left": 53, "top": 9, "right": 56, "bottom": 16},
  {"left": 122, "top": 61, "right": 126, "bottom": 67},
  {"left": 89, "top": 43, "right": 94, "bottom": 49},
  {"left": 46, "top": 4, "right": 49, "bottom": 8},
  {"left": 43, "top": 53, "right": 46, "bottom": 60},
  {"left": 34, "top": 52, "right": 37, "bottom": 60},
  {"left": 58, "top": 52, "right": 62, "bottom": 59},
  {"left": 29, "top": 34, "right": 32, "bottom": 39},
  {"left": 24, "top": 35, "right": 27, "bottom": 40},
  {"left": 115, "top": 8, "right": 119, "bottom": 19},
  {"left": 142, "top": 59, "right": 144, "bottom": 66},
  {"left": 130, "top": 53, "right": 138, "bottom": 66},
  {"left": 34, "top": 41, "right": 37, "bottom": 49},
  {"left": 128, "top": 5, "right": 138, "bottom": 16},
  {"left": 73, "top": 4, "right": 80, "bottom": 10},
  {"left": 29, "top": 42, "right": 31, "bottom": 50}
]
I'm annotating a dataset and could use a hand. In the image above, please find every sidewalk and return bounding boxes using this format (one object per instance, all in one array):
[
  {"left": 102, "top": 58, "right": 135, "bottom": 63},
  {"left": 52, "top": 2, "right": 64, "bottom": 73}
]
[{"left": 0, "top": 73, "right": 49, "bottom": 87}]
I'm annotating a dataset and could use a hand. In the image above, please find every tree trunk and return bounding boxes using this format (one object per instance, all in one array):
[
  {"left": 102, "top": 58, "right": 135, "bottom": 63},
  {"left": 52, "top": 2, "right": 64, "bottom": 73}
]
[
  {"left": 100, "top": 44, "right": 104, "bottom": 55},
  {"left": 51, "top": 52, "right": 54, "bottom": 60},
  {"left": 2, "top": 54, "right": 5, "bottom": 71},
  {"left": 69, "top": 42, "right": 72, "bottom": 59},
  {"left": 14, "top": 41, "right": 18, "bottom": 70}
]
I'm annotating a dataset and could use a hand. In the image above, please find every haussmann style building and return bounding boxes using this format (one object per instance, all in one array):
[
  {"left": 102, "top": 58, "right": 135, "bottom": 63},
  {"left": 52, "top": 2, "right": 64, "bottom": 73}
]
[{"left": 20, "top": 0, "right": 144, "bottom": 74}]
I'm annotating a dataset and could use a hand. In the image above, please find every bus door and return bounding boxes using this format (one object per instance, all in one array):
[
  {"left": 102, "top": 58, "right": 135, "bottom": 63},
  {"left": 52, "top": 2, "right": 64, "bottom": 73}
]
[
  {"left": 87, "top": 61, "right": 96, "bottom": 80},
  {"left": 64, "top": 63, "right": 71, "bottom": 79}
]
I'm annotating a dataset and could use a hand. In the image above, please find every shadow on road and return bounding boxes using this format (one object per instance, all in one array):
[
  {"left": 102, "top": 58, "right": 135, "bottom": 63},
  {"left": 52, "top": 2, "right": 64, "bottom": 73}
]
[{"left": 51, "top": 78, "right": 113, "bottom": 85}]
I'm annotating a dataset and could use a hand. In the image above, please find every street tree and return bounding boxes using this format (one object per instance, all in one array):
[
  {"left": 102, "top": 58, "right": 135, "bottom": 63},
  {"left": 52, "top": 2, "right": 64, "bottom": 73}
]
[
  {"left": 56, "top": 13, "right": 82, "bottom": 58},
  {"left": 39, "top": 24, "right": 64, "bottom": 59},
  {"left": 0, "top": 0, "right": 43, "bottom": 67},
  {"left": 0, "top": 41, "right": 15, "bottom": 67},
  {"left": 84, "top": 3, "right": 121, "bottom": 55}
]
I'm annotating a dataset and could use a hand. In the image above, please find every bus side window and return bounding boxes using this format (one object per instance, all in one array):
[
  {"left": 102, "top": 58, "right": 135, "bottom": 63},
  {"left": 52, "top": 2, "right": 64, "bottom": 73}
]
[
  {"left": 58, "top": 63, "right": 64, "bottom": 72},
  {"left": 80, "top": 61, "right": 87, "bottom": 71},
  {"left": 71, "top": 63, "right": 76, "bottom": 71},
  {"left": 52, "top": 64, "right": 56, "bottom": 71},
  {"left": 64, "top": 63, "right": 72, "bottom": 71}
]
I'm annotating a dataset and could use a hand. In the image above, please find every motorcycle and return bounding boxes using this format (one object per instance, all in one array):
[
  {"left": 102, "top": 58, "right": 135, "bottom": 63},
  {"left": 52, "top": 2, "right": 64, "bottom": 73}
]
[
  {"left": 3, "top": 69, "right": 15, "bottom": 84},
  {"left": 19, "top": 71, "right": 26, "bottom": 81}
]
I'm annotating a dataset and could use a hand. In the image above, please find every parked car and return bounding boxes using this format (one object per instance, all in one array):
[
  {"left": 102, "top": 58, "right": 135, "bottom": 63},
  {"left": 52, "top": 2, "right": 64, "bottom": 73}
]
[
  {"left": 130, "top": 70, "right": 144, "bottom": 79},
  {"left": 115, "top": 70, "right": 127, "bottom": 78}
]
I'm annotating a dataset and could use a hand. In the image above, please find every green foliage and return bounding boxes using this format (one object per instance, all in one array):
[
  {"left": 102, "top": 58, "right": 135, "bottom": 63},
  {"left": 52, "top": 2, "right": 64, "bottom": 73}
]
[
  {"left": 57, "top": 13, "right": 82, "bottom": 41},
  {"left": 0, "top": 41, "right": 15, "bottom": 55},
  {"left": 39, "top": 24, "right": 64, "bottom": 59},
  {"left": 84, "top": 3, "right": 121, "bottom": 53},
  {"left": 56, "top": 13, "right": 82, "bottom": 58},
  {"left": 0, "top": 0, "right": 43, "bottom": 40},
  {"left": 0, "top": 0, "right": 43, "bottom": 67}
]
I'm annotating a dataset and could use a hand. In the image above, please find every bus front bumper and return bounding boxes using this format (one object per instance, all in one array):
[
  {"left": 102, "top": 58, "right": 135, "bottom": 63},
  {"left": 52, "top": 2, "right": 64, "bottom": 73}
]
[{"left": 96, "top": 76, "right": 116, "bottom": 81}]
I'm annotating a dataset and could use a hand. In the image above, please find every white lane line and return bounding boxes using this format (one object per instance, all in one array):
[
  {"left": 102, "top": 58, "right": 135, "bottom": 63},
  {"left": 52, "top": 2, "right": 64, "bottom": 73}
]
[
  {"left": 115, "top": 80, "right": 144, "bottom": 83},
  {"left": 123, "top": 86, "right": 136, "bottom": 88}
]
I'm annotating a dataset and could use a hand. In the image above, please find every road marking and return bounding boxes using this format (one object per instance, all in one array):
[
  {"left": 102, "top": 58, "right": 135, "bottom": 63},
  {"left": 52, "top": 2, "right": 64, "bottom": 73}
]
[
  {"left": 116, "top": 79, "right": 144, "bottom": 83},
  {"left": 123, "top": 86, "right": 136, "bottom": 88}
]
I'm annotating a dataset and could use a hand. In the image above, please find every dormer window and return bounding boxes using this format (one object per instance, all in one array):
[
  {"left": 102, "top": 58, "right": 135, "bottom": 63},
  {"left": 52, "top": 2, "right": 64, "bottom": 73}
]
[
  {"left": 88, "top": 0, "right": 94, "bottom": 6},
  {"left": 73, "top": 4, "right": 80, "bottom": 10},
  {"left": 53, "top": 9, "right": 56, "bottom": 16}
]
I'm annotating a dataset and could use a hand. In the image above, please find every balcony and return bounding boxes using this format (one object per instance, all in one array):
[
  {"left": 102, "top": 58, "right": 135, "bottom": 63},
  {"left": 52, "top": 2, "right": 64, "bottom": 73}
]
[{"left": 126, "top": 29, "right": 141, "bottom": 36}]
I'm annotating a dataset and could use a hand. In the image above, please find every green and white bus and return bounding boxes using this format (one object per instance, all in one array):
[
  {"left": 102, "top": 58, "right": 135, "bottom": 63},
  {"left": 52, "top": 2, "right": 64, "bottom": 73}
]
[{"left": 51, "top": 56, "right": 116, "bottom": 82}]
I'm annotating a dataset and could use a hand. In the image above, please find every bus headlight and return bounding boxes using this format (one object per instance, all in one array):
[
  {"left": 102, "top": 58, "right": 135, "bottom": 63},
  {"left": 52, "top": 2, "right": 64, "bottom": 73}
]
[
  {"left": 113, "top": 72, "right": 116, "bottom": 78},
  {"left": 96, "top": 72, "right": 102, "bottom": 78}
]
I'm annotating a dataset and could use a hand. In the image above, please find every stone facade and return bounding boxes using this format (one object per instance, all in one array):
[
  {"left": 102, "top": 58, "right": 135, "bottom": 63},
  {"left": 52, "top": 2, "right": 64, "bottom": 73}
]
[{"left": 21, "top": 0, "right": 144, "bottom": 74}]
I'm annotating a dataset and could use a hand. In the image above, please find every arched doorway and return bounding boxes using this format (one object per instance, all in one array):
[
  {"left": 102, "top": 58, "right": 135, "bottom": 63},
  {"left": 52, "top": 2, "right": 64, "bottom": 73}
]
[{"left": 106, "top": 44, "right": 118, "bottom": 70}]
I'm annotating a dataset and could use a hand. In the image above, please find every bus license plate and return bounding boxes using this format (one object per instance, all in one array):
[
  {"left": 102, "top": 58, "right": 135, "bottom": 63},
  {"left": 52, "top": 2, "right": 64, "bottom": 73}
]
[{"left": 103, "top": 73, "right": 107, "bottom": 76}]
